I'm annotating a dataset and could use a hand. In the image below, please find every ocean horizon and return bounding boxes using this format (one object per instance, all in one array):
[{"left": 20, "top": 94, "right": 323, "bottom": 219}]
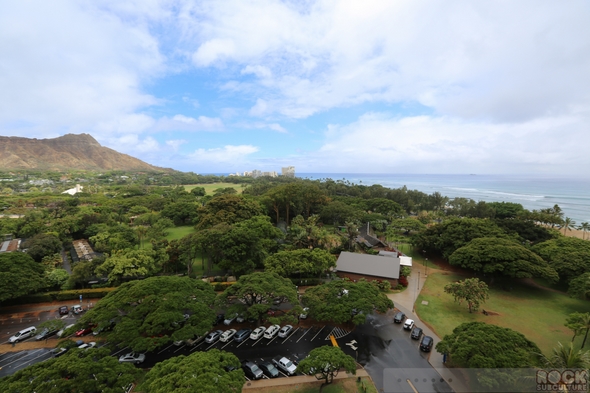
[{"left": 296, "top": 173, "right": 590, "bottom": 224}]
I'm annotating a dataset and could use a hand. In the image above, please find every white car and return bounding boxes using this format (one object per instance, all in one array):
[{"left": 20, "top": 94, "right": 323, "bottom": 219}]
[
  {"left": 250, "top": 326, "right": 266, "bottom": 340},
  {"left": 263, "top": 324, "right": 280, "bottom": 339},
  {"left": 78, "top": 342, "right": 97, "bottom": 349},
  {"left": 220, "top": 329, "right": 237, "bottom": 342},
  {"left": 224, "top": 313, "right": 238, "bottom": 325},
  {"left": 119, "top": 352, "right": 145, "bottom": 364},
  {"left": 299, "top": 307, "right": 309, "bottom": 319},
  {"left": 278, "top": 325, "right": 293, "bottom": 338},
  {"left": 403, "top": 319, "right": 415, "bottom": 330}
]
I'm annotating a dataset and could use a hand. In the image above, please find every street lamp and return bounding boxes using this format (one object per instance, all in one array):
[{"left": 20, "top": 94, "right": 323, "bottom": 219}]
[{"left": 425, "top": 258, "right": 428, "bottom": 277}]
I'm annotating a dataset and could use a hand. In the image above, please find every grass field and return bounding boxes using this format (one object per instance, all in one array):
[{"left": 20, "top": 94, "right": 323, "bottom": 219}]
[
  {"left": 184, "top": 183, "right": 244, "bottom": 195},
  {"left": 165, "top": 225, "right": 196, "bottom": 240},
  {"left": 415, "top": 271, "right": 590, "bottom": 355}
]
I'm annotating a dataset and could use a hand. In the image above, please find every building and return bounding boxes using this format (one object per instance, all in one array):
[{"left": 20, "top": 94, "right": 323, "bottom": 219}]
[
  {"left": 281, "top": 166, "right": 295, "bottom": 177},
  {"left": 62, "top": 184, "right": 83, "bottom": 195},
  {"left": 0, "top": 234, "right": 20, "bottom": 253},
  {"left": 335, "top": 251, "right": 401, "bottom": 286},
  {"left": 378, "top": 250, "right": 413, "bottom": 267}
]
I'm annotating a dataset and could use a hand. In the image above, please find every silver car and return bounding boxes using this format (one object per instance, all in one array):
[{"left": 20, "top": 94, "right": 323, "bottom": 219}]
[{"left": 118, "top": 352, "right": 145, "bottom": 364}]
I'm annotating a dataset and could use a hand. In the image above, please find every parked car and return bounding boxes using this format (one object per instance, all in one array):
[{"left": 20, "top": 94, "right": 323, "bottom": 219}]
[
  {"left": 214, "top": 314, "right": 225, "bottom": 325},
  {"left": 393, "top": 311, "right": 406, "bottom": 323},
  {"left": 205, "top": 330, "right": 224, "bottom": 344},
  {"left": 75, "top": 326, "right": 93, "bottom": 337},
  {"left": 224, "top": 313, "right": 238, "bottom": 325},
  {"left": 119, "top": 352, "right": 146, "bottom": 364},
  {"left": 220, "top": 329, "right": 237, "bottom": 342},
  {"left": 78, "top": 342, "right": 97, "bottom": 349},
  {"left": 264, "top": 324, "right": 280, "bottom": 339},
  {"left": 242, "top": 360, "right": 264, "bottom": 380},
  {"left": 278, "top": 325, "right": 293, "bottom": 338},
  {"left": 35, "top": 328, "right": 57, "bottom": 341},
  {"left": 272, "top": 356, "right": 297, "bottom": 375},
  {"left": 403, "top": 319, "right": 415, "bottom": 330},
  {"left": 58, "top": 306, "right": 69, "bottom": 315},
  {"left": 234, "top": 328, "right": 252, "bottom": 343},
  {"left": 8, "top": 327, "right": 36, "bottom": 343},
  {"left": 50, "top": 347, "right": 68, "bottom": 357},
  {"left": 420, "top": 336, "right": 434, "bottom": 352},
  {"left": 299, "top": 307, "right": 309, "bottom": 319},
  {"left": 57, "top": 324, "right": 75, "bottom": 338},
  {"left": 410, "top": 327, "right": 423, "bottom": 340},
  {"left": 250, "top": 326, "right": 266, "bottom": 340},
  {"left": 71, "top": 305, "right": 84, "bottom": 314},
  {"left": 259, "top": 361, "right": 279, "bottom": 378},
  {"left": 236, "top": 314, "right": 245, "bottom": 323}
]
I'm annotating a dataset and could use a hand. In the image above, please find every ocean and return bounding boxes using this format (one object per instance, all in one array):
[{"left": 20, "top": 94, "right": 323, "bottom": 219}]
[{"left": 298, "top": 173, "right": 590, "bottom": 224}]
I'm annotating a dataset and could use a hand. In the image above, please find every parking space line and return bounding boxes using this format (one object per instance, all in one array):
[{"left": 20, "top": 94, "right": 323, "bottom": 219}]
[
  {"left": 296, "top": 328, "right": 311, "bottom": 343},
  {"left": 281, "top": 327, "right": 299, "bottom": 343},
  {"left": 112, "top": 347, "right": 129, "bottom": 357},
  {"left": 0, "top": 349, "right": 44, "bottom": 368},
  {"left": 310, "top": 326, "right": 325, "bottom": 341},
  {"left": 220, "top": 340, "right": 232, "bottom": 349},
  {"left": 278, "top": 370, "right": 289, "bottom": 378},
  {"left": 157, "top": 343, "right": 175, "bottom": 354},
  {"left": 173, "top": 344, "right": 186, "bottom": 353},
  {"left": 235, "top": 339, "right": 249, "bottom": 348},
  {"left": 266, "top": 335, "right": 279, "bottom": 345},
  {"left": 249, "top": 337, "right": 264, "bottom": 347},
  {"left": 205, "top": 341, "right": 219, "bottom": 351}
]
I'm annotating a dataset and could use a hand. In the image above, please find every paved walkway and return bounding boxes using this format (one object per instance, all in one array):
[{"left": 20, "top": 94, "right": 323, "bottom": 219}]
[
  {"left": 242, "top": 369, "right": 371, "bottom": 389},
  {"left": 387, "top": 263, "right": 471, "bottom": 393}
]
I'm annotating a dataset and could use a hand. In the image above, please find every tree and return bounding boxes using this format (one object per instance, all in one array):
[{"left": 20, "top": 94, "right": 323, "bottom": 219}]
[
  {"left": 448, "top": 237, "right": 559, "bottom": 284},
  {"left": 264, "top": 248, "right": 336, "bottom": 278},
  {"left": 436, "top": 322, "right": 540, "bottom": 368},
  {"left": 0, "top": 252, "right": 46, "bottom": 302},
  {"left": 296, "top": 346, "right": 356, "bottom": 391},
  {"left": 579, "top": 222, "right": 590, "bottom": 240},
  {"left": 21, "top": 233, "right": 62, "bottom": 262},
  {"left": 80, "top": 276, "right": 217, "bottom": 351},
  {"left": 140, "top": 349, "right": 244, "bottom": 393},
  {"left": 411, "top": 217, "right": 509, "bottom": 259},
  {"left": 160, "top": 201, "right": 199, "bottom": 225},
  {"left": 96, "top": 248, "right": 165, "bottom": 284},
  {"left": 286, "top": 215, "right": 339, "bottom": 250},
  {"left": 343, "top": 220, "right": 360, "bottom": 251},
  {"left": 563, "top": 217, "right": 576, "bottom": 236},
  {"left": 46, "top": 268, "right": 70, "bottom": 289},
  {"left": 444, "top": 278, "right": 489, "bottom": 313},
  {"left": 568, "top": 273, "right": 590, "bottom": 300},
  {"left": 536, "top": 342, "right": 590, "bottom": 369},
  {"left": 217, "top": 215, "right": 283, "bottom": 276},
  {"left": 190, "top": 186, "right": 206, "bottom": 197},
  {"left": 195, "top": 194, "right": 262, "bottom": 229},
  {"left": 532, "top": 237, "right": 590, "bottom": 285},
  {"left": 301, "top": 279, "right": 394, "bottom": 325},
  {"left": 319, "top": 200, "right": 363, "bottom": 226},
  {"left": 217, "top": 272, "right": 299, "bottom": 324},
  {"left": 565, "top": 312, "right": 590, "bottom": 349},
  {"left": 0, "top": 347, "right": 139, "bottom": 393}
]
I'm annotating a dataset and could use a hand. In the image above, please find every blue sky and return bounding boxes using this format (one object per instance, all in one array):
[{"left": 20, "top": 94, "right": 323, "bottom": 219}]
[{"left": 1, "top": 1, "right": 590, "bottom": 175}]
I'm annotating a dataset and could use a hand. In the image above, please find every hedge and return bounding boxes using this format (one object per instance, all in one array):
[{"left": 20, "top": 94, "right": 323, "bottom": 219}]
[{"left": 2, "top": 288, "right": 116, "bottom": 306}]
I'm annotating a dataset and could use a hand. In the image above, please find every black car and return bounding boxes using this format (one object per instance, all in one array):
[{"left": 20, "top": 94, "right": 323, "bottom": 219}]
[
  {"left": 420, "top": 335, "right": 434, "bottom": 352},
  {"left": 234, "top": 328, "right": 252, "bottom": 343},
  {"left": 50, "top": 347, "right": 68, "bottom": 357},
  {"left": 259, "top": 361, "right": 279, "bottom": 378},
  {"left": 393, "top": 311, "right": 406, "bottom": 323},
  {"left": 35, "top": 328, "right": 58, "bottom": 341},
  {"left": 410, "top": 327, "right": 423, "bottom": 340},
  {"left": 241, "top": 360, "right": 264, "bottom": 380},
  {"left": 214, "top": 314, "right": 225, "bottom": 325},
  {"left": 58, "top": 306, "right": 69, "bottom": 315}
]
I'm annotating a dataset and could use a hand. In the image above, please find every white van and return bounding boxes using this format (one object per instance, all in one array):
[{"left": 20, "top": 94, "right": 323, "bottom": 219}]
[
  {"left": 57, "top": 324, "right": 75, "bottom": 338},
  {"left": 9, "top": 326, "right": 36, "bottom": 343}
]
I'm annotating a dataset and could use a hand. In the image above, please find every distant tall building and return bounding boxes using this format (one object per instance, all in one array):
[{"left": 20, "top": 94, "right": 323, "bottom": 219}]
[{"left": 281, "top": 166, "right": 295, "bottom": 177}]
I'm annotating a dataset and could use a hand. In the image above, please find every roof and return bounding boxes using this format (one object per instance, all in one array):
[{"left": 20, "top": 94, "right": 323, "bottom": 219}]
[
  {"left": 378, "top": 250, "right": 413, "bottom": 266},
  {"left": 335, "top": 251, "right": 400, "bottom": 279}
]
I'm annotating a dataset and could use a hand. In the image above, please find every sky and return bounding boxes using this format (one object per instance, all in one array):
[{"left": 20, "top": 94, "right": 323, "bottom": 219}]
[{"left": 1, "top": 1, "right": 589, "bottom": 176}]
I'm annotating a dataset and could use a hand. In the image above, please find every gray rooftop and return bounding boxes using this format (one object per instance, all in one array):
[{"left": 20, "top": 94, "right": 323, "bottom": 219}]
[{"left": 336, "top": 251, "right": 400, "bottom": 279}]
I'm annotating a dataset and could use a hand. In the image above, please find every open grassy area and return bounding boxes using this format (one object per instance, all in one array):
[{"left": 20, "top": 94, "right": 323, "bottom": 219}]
[
  {"left": 251, "top": 376, "right": 377, "bottom": 393},
  {"left": 415, "top": 271, "right": 590, "bottom": 355},
  {"left": 184, "top": 183, "right": 244, "bottom": 195},
  {"left": 165, "top": 225, "right": 196, "bottom": 241}
]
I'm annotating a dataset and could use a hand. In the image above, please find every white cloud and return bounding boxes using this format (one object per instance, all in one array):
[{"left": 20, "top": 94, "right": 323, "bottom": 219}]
[
  {"left": 188, "top": 145, "right": 259, "bottom": 164},
  {"left": 166, "top": 139, "right": 187, "bottom": 151},
  {"left": 267, "top": 123, "right": 287, "bottom": 133},
  {"left": 179, "top": 0, "right": 590, "bottom": 122}
]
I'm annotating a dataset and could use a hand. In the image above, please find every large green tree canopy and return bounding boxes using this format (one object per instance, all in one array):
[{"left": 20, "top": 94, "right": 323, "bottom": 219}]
[
  {"left": 301, "top": 279, "right": 394, "bottom": 325},
  {"left": 195, "top": 194, "right": 262, "bottom": 229},
  {"left": 80, "top": 276, "right": 217, "bottom": 351},
  {"left": 217, "top": 271, "right": 298, "bottom": 324},
  {"left": 264, "top": 248, "right": 336, "bottom": 277},
  {"left": 412, "top": 217, "right": 509, "bottom": 259},
  {"left": 448, "top": 237, "right": 559, "bottom": 283},
  {"left": 0, "top": 347, "right": 139, "bottom": 393},
  {"left": 21, "top": 233, "right": 62, "bottom": 262},
  {"left": 0, "top": 252, "right": 46, "bottom": 302},
  {"left": 140, "top": 349, "right": 244, "bottom": 393},
  {"left": 436, "top": 322, "right": 540, "bottom": 368},
  {"left": 296, "top": 346, "right": 356, "bottom": 386},
  {"left": 531, "top": 237, "right": 590, "bottom": 284}
]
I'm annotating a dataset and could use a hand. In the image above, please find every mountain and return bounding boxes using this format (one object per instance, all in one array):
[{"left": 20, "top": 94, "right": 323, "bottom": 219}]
[{"left": 0, "top": 134, "right": 171, "bottom": 172}]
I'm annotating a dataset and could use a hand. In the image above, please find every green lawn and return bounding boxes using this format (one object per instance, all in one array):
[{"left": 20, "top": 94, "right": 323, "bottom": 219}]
[
  {"left": 415, "top": 271, "right": 590, "bottom": 355},
  {"left": 184, "top": 183, "right": 244, "bottom": 195},
  {"left": 165, "top": 225, "right": 196, "bottom": 241}
]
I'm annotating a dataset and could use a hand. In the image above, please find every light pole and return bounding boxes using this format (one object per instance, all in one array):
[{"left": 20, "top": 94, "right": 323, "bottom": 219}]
[{"left": 425, "top": 258, "right": 428, "bottom": 277}]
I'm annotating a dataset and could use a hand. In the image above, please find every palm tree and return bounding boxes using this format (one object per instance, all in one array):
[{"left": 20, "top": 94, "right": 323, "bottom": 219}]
[
  {"left": 563, "top": 217, "right": 576, "bottom": 236},
  {"left": 538, "top": 342, "right": 590, "bottom": 369},
  {"left": 579, "top": 222, "right": 590, "bottom": 240}
]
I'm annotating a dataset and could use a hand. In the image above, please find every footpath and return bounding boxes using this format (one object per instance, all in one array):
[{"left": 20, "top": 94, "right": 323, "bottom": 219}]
[{"left": 387, "top": 263, "right": 470, "bottom": 393}]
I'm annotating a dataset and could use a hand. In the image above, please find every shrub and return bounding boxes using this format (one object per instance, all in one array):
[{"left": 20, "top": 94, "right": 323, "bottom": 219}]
[{"left": 398, "top": 276, "right": 409, "bottom": 287}]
